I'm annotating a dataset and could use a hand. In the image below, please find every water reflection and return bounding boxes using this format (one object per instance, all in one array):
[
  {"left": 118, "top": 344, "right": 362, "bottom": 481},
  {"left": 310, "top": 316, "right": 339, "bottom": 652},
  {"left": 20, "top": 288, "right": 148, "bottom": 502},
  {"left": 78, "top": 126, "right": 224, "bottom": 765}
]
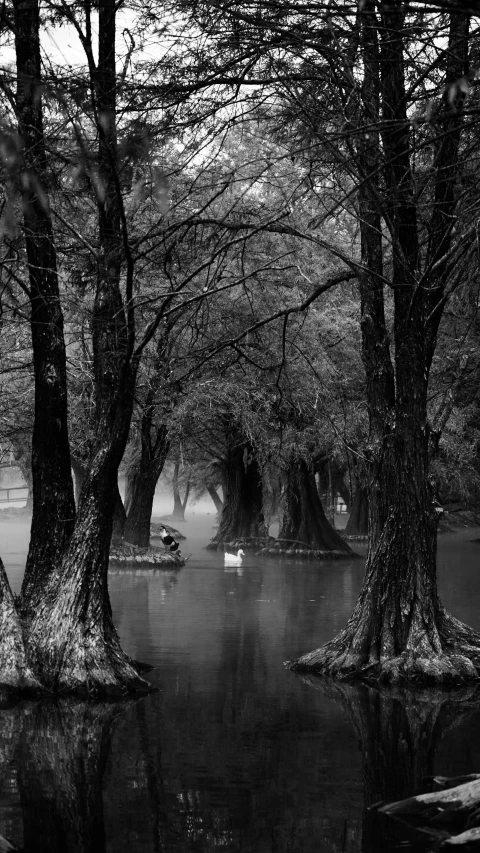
[
  {"left": 0, "top": 700, "right": 127, "bottom": 853},
  {"left": 2, "top": 683, "right": 476, "bottom": 853},
  {"left": 0, "top": 517, "right": 480, "bottom": 851},
  {"left": 295, "top": 675, "right": 480, "bottom": 852}
]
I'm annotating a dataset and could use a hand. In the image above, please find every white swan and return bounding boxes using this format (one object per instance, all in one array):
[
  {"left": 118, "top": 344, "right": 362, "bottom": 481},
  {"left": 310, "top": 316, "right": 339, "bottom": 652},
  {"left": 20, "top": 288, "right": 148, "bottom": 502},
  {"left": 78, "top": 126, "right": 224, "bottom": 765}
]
[{"left": 224, "top": 548, "right": 245, "bottom": 565}]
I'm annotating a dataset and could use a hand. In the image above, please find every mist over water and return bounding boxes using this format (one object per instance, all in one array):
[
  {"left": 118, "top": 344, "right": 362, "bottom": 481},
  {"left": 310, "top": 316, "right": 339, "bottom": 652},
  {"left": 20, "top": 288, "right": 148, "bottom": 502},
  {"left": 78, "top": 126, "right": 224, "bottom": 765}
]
[{"left": 1, "top": 493, "right": 480, "bottom": 852}]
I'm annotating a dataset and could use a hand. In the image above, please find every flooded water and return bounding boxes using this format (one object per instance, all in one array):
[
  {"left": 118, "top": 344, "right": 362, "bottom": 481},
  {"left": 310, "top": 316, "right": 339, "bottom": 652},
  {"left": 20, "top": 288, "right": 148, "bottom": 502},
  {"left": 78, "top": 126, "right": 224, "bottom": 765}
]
[{"left": 1, "top": 509, "right": 480, "bottom": 852}]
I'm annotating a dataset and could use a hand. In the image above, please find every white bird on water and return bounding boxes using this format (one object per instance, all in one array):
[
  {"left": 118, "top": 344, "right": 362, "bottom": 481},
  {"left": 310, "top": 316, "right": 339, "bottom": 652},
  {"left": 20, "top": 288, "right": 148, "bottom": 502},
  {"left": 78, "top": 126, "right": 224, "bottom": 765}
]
[{"left": 224, "top": 548, "right": 245, "bottom": 565}]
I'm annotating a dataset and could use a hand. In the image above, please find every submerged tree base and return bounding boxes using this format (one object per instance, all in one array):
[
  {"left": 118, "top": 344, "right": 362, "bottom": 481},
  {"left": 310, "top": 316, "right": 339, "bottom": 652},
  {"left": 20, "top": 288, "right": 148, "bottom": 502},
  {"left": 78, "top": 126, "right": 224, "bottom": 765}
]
[
  {"left": 110, "top": 542, "right": 185, "bottom": 567},
  {"left": 258, "top": 538, "right": 362, "bottom": 559},
  {"left": 206, "top": 536, "right": 276, "bottom": 552},
  {"left": 286, "top": 610, "right": 480, "bottom": 686}
]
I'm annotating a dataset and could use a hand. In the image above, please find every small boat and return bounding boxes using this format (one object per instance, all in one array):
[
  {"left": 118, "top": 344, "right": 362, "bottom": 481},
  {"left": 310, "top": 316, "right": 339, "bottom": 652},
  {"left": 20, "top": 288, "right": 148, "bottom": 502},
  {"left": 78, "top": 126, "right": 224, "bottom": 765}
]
[{"left": 224, "top": 548, "right": 245, "bottom": 565}]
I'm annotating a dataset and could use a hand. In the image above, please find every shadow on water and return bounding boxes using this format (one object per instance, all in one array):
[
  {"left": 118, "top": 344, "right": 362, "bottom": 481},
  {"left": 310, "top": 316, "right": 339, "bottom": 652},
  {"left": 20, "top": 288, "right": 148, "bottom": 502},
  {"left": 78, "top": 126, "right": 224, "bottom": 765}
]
[
  {"left": 1, "top": 517, "right": 480, "bottom": 851},
  {"left": 294, "top": 673, "right": 480, "bottom": 852},
  {"left": 0, "top": 698, "right": 129, "bottom": 853},
  {"left": 2, "top": 681, "right": 478, "bottom": 853}
]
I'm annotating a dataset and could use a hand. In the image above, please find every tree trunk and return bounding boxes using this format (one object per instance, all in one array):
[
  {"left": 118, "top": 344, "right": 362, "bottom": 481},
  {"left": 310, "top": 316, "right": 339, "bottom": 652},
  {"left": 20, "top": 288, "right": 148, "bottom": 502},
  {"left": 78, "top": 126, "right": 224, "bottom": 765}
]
[
  {"left": 124, "top": 462, "right": 140, "bottom": 516},
  {"left": 124, "top": 475, "right": 161, "bottom": 547},
  {"left": 316, "top": 457, "right": 350, "bottom": 512},
  {"left": 279, "top": 457, "right": 352, "bottom": 553},
  {"left": 208, "top": 433, "right": 267, "bottom": 547},
  {"left": 0, "top": 557, "right": 41, "bottom": 692},
  {"left": 288, "top": 6, "right": 480, "bottom": 684},
  {"left": 111, "top": 481, "right": 126, "bottom": 544},
  {"left": 72, "top": 461, "right": 85, "bottom": 508},
  {"left": 170, "top": 461, "right": 190, "bottom": 521},
  {"left": 290, "top": 334, "right": 480, "bottom": 682},
  {"left": 26, "top": 427, "right": 148, "bottom": 693},
  {"left": 13, "top": 0, "right": 76, "bottom": 616},
  {"left": 24, "top": 0, "right": 149, "bottom": 694},
  {"left": 344, "top": 487, "right": 369, "bottom": 537},
  {"left": 206, "top": 483, "right": 223, "bottom": 514},
  {"left": 123, "top": 421, "right": 169, "bottom": 548}
]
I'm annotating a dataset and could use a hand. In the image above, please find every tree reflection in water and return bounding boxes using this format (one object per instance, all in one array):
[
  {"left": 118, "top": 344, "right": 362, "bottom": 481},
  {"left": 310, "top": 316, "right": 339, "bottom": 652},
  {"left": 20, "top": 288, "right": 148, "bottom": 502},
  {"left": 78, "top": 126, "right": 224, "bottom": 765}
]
[
  {"left": 0, "top": 699, "right": 127, "bottom": 853},
  {"left": 296, "top": 675, "right": 480, "bottom": 853},
  {"left": 0, "top": 662, "right": 477, "bottom": 850}
]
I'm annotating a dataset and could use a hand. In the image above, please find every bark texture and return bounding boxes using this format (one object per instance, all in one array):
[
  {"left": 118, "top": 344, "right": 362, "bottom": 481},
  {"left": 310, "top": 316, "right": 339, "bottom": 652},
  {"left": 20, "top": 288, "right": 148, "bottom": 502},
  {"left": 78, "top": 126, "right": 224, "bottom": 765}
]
[
  {"left": 208, "top": 432, "right": 267, "bottom": 548},
  {"left": 24, "top": 0, "right": 149, "bottom": 694},
  {"left": 279, "top": 457, "right": 352, "bottom": 554},
  {"left": 26, "top": 447, "right": 149, "bottom": 693},
  {"left": 288, "top": 5, "right": 479, "bottom": 683},
  {"left": 13, "top": 0, "right": 75, "bottom": 616},
  {"left": 123, "top": 422, "right": 169, "bottom": 548},
  {"left": 0, "top": 557, "right": 41, "bottom": 692}
]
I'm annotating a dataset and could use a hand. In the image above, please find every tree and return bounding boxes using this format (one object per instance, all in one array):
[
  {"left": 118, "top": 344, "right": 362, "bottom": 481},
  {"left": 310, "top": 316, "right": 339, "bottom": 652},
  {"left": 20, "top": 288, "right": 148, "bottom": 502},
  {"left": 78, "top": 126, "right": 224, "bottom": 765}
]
[
  {"left": 169, "top": 459, "right": 191, "bottom": 521},
  {"left": 12, "top": 0, "right": 76, "bottom": 617},
  {"left": 2, "top": 0, "right": 306, "bottom": 692},
  {"left": 169, "top": 0, "right": 480, "bottom": 681},
  {"left": 279, "top": 454, "right": 352, "bottom": 554},
  {"left": 122, "top": 332, "right": 173, "bottom": 548},
  {"left": 208, "top": 422, "right": 267, "bottom": 547},
  {"left": 289, "top": 5, "right": 480, "bottom": 682}
]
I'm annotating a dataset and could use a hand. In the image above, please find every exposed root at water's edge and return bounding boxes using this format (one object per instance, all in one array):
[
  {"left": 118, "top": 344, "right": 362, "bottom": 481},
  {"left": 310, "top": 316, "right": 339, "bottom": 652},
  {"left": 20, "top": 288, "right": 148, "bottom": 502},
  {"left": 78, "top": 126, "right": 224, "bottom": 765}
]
[{"left": 285, "top": 614, "right": 480, "bottom": 687}]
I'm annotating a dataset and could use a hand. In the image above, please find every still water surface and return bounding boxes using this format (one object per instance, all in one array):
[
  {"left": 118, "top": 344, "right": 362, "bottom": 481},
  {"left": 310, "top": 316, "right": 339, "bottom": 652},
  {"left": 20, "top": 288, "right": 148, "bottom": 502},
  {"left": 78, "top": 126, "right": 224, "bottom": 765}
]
[{"left": 1, "top": 514, "right": 480, "bottom": 852}]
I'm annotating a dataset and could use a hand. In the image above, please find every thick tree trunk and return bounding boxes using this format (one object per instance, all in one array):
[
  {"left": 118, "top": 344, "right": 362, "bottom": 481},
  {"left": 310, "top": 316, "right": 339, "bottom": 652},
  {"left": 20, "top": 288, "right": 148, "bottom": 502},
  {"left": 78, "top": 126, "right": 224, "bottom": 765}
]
[
  {"left": 279, "top": 457, "right": 352, "bottom": 553},
  {"left": 344, "top": 486, "right": 369, "bottom": 537},
  {"left": 24, "top": 0, "right": 149, "bottom": 694},
  {"left": 208, "top": 433, "right": 267, "bottom": 547},
  {"left": 26, "top": 431, "right": 149, "bottom": 693},
  {"left": 123, "top": 423, "right": 169, "bottom": 547},
  {"left": 13, "top": 0, "right": 76, "bottom": 615},
  {"left": 124, "top": 474, "right": 160, "bottom": 547},
  {"left": 74, "top": 462, "right": 125, "bottom": 543},
  {"left": 0, "top": 557, "right": 41, "bottom": 692},
  {"left": 290, "top": 382, "right": 480, "bottom": 683},
  {"left": 288, "top": 6, "right": 480, "bottom": 684}
]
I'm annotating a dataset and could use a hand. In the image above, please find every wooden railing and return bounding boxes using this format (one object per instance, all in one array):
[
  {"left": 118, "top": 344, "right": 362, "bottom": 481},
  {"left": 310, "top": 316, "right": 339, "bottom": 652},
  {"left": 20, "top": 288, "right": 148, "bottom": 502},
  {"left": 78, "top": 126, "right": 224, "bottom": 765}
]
[{"left": 0, "top": 487, "right": 28, "bottom": 504}]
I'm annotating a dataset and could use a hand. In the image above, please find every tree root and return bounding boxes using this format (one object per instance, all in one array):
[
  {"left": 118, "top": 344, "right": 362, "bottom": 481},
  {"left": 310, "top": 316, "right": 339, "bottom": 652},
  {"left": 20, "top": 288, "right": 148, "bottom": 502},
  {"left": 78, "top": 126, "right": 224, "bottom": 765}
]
[
  {"left": 0, "top": 558, "right": 45, "bottom": 695},
  {"left": 27, "top": 608, "right": 154, "bottom": 696},
  {"left": 109, "top": 543, "right": 184, "bottom": 567},
  {"left": 286, "top": 618, "right": 480, "bottom": 686}
]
